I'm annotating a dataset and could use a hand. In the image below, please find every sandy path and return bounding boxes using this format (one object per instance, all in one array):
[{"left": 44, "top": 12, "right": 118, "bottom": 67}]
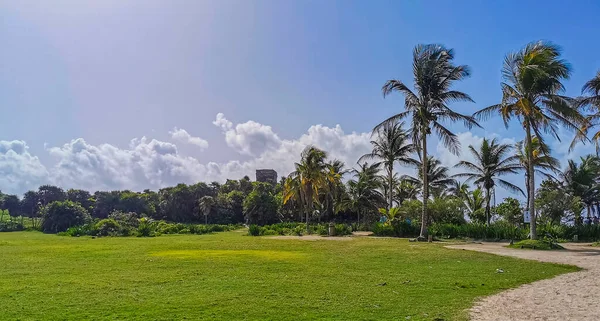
[{"left": 446, "top": 243, "right": 600, "bottom": 321}]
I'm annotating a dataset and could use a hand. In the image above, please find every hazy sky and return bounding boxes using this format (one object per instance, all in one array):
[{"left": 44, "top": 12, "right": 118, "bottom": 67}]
[{"left": 1, "top": 0, "right": 599, "bottom": 199}]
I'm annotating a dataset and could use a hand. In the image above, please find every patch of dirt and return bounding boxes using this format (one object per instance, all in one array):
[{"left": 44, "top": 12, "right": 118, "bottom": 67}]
[
  {"left": 446, "top": 242, "right": 600, "bottom": 321},
  {"left": 266, "top": 235, "right": 353, "bottom": 241},
  {"left": 352, "top": 231, "right": 374, "bottom": 236}
]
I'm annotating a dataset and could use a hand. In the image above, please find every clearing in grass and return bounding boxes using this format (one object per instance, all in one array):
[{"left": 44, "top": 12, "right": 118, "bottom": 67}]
[{"left": 0, "top": 231, "right": 578, "bottom": 320}]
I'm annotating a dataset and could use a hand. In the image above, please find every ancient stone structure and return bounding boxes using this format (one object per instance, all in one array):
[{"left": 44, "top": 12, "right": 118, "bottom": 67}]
[{"left": 256, "top": 169, "right": 277, "bottom": 184}]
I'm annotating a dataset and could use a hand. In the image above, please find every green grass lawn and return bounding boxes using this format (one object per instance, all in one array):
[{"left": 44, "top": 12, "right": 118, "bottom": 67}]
[{"left": 0, "top": 231, "right": 578, "bottom": 320}]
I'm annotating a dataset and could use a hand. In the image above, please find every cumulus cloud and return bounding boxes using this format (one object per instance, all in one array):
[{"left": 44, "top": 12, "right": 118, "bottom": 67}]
[
  {"left": 169, "top": 127, "right": 208, "bottom": 150},
  {"left": 0, "top": 140, "right": 48, "bottom": 195},
  {"left": 213, "top": 113, "right": 282, "bottom": 156},
  {"left": 0, "top": 115, "right": 546, "bottom": 201}
]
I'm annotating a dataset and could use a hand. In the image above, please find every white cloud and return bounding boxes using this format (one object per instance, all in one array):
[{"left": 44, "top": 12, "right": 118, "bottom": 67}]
[
  {"left": 0, "top": 116, "right": 556, "bottom": 200},
  {"left": 213, "top": 113, "right": 282, "bottom": 156},
  {"left": 0, "top": 140, "right": 48, "bottom": 195},
  {"left": 169, "top": 127, "right": 209, "bottom": 150}
]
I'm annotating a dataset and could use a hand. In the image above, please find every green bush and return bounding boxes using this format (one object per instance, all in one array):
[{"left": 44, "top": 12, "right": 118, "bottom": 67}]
[
  {"left": 0, "top": 220, "right": 25, "bottom": 232},
  {"left": 41, "top": 201, "right": 91, "bottom": 233},
  {"left": 508, "top": 239, "right": 564, "bottom": 250},
  {"left": 371, "top": 220, "right": 419, "bottom": 237},
  {"left": 429, "top": 222, "right": 527, "bottom": 240},
  {"left": 94, "top": 219, "right": 124, "bottom": 237},
  {"left": 248, "top": 224, "right": 260, "bottom": 236},
  {"left": 137, "top": 218, "right": 158, "bottom": 237}
]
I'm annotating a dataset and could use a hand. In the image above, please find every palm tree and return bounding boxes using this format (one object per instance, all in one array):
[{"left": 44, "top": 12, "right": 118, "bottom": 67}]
[
  {"left": 453, "top": 138, "right": 524, "bottom": 224},
  {"left": 341, "top": 163, "right": 385, "bottom": 225},
  {"left": 360, "top": 121, "right": 416, "bottom": 210},
  {"left": 464, "top": 188, "right": 486, "bottom": 224},
  {"left": 561, "top": 156, "right": 600, "bottom": 219},
  {"left": 198, "top": 195, "right": 214, "bottom": 224},
  {"left": 446, "top": 180, "right": 469, "bottom": 199},
  {"left": 394, "top": 179, "right": 419, "bottom": 205},
  {"left": 515, "top": 136, "right": 561, "bottom": 206},
  {"left": 475, "top": 41, "right": 587, "bottom": 239},
  {"left": 379, "top": 44, "right": 478, "bottom": 238},
  {"left": 283, "top": 146, "right": 330, "bottom": 232},
  {"left": 321, "top": 159, "right": 348, "bottom": 221},
  {"left": 403, "top": 157, "right": 456, "bottom": 199},
  {"left": 579, "top": 71, "right": 600, "bottom": 151}
]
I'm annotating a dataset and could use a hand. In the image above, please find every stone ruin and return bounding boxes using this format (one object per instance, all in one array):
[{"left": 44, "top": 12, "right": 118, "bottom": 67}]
[{"left": 255, "top": 169, "right": 277, "bottom": 184}]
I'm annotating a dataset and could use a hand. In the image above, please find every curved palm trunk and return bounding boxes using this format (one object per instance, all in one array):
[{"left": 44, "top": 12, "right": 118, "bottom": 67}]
[
  {"left": 526, "top": 123, "right": 537, "bottom": 239},
  {"left": 419, "top": 135, "right": 428, "bottom": 238}
]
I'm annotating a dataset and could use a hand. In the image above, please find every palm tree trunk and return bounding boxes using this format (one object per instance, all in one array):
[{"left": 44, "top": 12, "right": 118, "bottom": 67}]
[
  {"left": 485, "top": 187, "right": 492, "bottom": 225},
  {"left": 525, "top": 122, "right": 537, "bottom": 239},
  {"left": 306, "top": 185, "right": 312, "bottom": 234},
  {"left": 419, "top": 134, "right": 428, "bottom": 238},
  {"left": 388, "top": 167, "right": 394, "bottom": 210}
]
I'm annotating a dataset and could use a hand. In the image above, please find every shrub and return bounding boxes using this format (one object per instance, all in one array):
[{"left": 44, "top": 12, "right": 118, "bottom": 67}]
[
  {"left": 371, "top": 220, "right": 419, "bottom": 237},
  {"left": 95, "top": 219, "right": 125, "bottom": 237},
  {"left": 334, "top": 224, "right": 352, "bottom": 236},
  {"left": 137, "top": 218, "right": 158, "bottom": 237},
  {"left": 59, "top": 224, "right": 95, "bottom": 237},
  {"left": 292, "top": 226, "right": 304, "bottom": 236},
  {"left": 0, "top": 220, "right": 25, "bottom": 232},
  {"left": 508, "top": 239, "right": 564, "bottom": 250},
  {"left": 248, "top": 224, "right": 260, "bottom": 236},
  {"left": 108, "top": 211, "right": 140, "bottom": 228},
  {"left": 41, "top": 201, "right": 91, "bottom": 233}
]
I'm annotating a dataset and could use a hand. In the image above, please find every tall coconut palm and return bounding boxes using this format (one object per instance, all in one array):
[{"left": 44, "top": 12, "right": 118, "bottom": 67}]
[
  {"left": 403, "top": 156, "right": 456, "bottom": 199},
  {"left": 283, "top": 146, "right": 329, "bottom": 232},
  {"left": 474, "top": 41, "right": 587, "bottom": 239},
  {"left": 453, "top": 138, "right": 524, "bottom": 224},
  {"left": 341, "top": 163, "right": 385, "bottom": 225},
  {"left": 379, "top": 44, "right": 478, "bottom": 238},
  {"left": 515, "top": 136, "right": 561, "bottom": 206},
  {"left": 322, "top": 159, "right": 348, "bottom": 220},
  {"left": 360, "top": 121, "right": 416, "bottom": 210},
  {"left": 198, "top": 195, "right": 214, "bottom": 225}
]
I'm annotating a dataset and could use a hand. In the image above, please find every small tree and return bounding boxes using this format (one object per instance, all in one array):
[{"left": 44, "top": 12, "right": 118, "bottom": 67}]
[
  {"left": 198, "top": 196, "right": 214, "bottom": 225},
  {"left": 41, "top": 200, "right": 91, "bottom": 233},
  {"left": 496, "top": 198, "right": 523, "bottom": 226}
]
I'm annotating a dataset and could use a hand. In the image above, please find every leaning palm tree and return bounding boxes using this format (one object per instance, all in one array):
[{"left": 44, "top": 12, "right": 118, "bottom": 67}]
[
  {"left": 359, "top": 121, "right": 416, "bottom": 210},
  {"left": 453, "top": 138, "right": 524, "bottom": 225},
  {"left": 198, "top": 195, "right": 214, "bottom": 225},
  {"left": 283, "top": 146, "right": 330, "bottom": 232},
  {"left": 379, "top": 44, "right": 478, "bottom": 238},
  {"left": 403, "top": 157, "right": 457, "bottom": 199},
  {"left": 475, "top": 41, "right": 587, "bottom": 239},
  {"left": 515, "top": 136, "right": 561, "bottom": 206}
]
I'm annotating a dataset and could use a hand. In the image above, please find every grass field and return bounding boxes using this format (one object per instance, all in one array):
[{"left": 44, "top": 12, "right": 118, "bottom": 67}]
[{"left": 0, "top": 231, "right": 578, "bottom": 320}]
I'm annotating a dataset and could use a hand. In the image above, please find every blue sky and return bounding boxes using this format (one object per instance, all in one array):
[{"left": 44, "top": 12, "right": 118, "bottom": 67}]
[{"left": 1, "top": 0, "right": 599, "bottom": 197}]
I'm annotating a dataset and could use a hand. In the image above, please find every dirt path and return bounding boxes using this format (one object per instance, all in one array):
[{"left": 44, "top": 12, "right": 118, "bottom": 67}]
[{"left": 446, "top": 243, "right": 600, "bottom": 321}]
